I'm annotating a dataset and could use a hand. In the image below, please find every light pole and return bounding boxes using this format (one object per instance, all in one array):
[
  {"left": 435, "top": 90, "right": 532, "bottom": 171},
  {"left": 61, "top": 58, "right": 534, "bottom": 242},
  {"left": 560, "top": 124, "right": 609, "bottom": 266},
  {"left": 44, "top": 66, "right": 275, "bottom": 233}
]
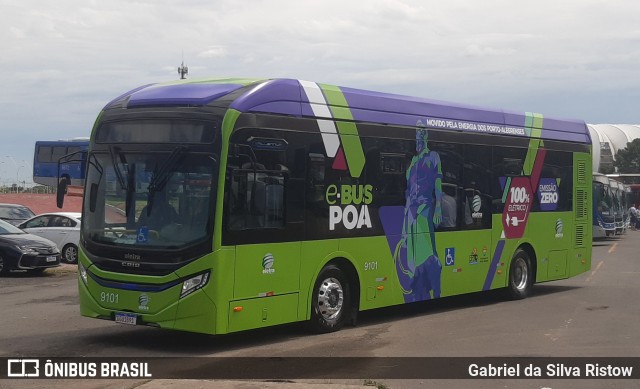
[
  {"left": 0, "top": 161, "right": 4, "bottom": 193},
  {"left": 16, "top": 166, "right": 23, "bottom": 193},
  {"left": 6, "top": 156, "right": 21, "bottom": 193},
  {"left": 22, "top": 159, "right": 34, "bottom": 191},
  {"left": 21, "top": 159, "right": 33, "bottom": 190}
]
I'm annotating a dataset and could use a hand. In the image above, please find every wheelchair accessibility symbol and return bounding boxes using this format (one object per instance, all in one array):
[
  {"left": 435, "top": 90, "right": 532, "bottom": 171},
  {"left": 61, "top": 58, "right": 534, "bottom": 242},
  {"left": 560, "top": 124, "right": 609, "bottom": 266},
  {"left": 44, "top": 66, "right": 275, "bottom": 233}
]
[
  {"left": 137, "top": 226, "right": 149, "bottom": 243},
  {"left": 445, "top": 247, "right": 455, "bottom": 266}
]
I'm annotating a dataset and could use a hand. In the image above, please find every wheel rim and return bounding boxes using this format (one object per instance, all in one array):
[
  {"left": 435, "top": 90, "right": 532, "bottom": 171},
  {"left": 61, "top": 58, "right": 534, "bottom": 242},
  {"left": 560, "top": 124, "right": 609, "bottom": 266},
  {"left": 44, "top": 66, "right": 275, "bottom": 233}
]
[
  {"left": 317, "top": 277, "right": 344, "bottom": 322},
  {"left": 512, "top": 257, "right": 529, "bottom": 291},
  {"left": 64, "top": 246, "right": 77, "bottom": 263}
]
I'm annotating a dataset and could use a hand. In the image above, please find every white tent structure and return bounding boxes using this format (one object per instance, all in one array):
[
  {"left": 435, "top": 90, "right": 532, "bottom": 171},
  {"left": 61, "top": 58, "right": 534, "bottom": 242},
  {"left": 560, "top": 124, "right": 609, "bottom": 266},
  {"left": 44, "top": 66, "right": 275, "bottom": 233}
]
[{"left": 587, "top": 124, "right": 640, "bottom": 173}]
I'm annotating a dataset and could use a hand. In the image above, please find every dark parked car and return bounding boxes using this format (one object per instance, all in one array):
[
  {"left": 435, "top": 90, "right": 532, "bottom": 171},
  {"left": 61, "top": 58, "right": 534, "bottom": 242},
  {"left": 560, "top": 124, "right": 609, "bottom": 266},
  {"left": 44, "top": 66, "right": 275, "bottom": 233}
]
[
  {"left": 0, "top": 219, "right": 61, "bottom": 274},
  {"left": 0, "top": 203, "right": 36, "bottom": 226}
]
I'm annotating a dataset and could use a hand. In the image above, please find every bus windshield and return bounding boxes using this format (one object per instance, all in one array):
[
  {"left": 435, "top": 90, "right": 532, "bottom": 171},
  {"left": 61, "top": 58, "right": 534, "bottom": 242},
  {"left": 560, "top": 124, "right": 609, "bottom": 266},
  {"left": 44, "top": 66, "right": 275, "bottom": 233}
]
[
  {"left": 611, "top": 187, "right": 621, "bottom": 217},
  {"left": 82, "top": 152, "right": 217, "bottom": 248},
  {"left": 82, "top": 147, "right": 218, "bottom": 251},
  {"left": 594, "top": 182, "right": 612, "bottom": 215}
]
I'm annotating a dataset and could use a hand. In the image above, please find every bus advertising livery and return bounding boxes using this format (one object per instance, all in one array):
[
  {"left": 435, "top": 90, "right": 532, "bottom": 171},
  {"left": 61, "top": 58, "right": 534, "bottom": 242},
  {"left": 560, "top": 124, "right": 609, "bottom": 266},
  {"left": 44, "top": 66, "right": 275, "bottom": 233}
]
[{"left": 69, "top": 78, "right": 593, "bottom": 334}]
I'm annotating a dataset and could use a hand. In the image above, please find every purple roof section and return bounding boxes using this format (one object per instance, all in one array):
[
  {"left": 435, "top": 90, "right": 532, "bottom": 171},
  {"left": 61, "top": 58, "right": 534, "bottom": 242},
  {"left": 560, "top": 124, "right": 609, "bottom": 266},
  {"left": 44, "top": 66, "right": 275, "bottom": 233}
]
[
  {"left": 103, "top": 84, "right": 155, "bottom": 109},
  {"left": 109, "top": 78, "right": 590, "bottom": 144},
  {"left": 126, "top": 83, "right": 246, "bottom": 107},
  {"left": 340, "top": 86, "right": 590, "bottom": 144},
  {"left": 229, "top": 79, "right": 303, "bottom": 116},
  {"left": 104, "top": 78, "right": 263, "bottom": 109},
  {"left": 235, "top": 79, "right": 590, "bottom": 144}
]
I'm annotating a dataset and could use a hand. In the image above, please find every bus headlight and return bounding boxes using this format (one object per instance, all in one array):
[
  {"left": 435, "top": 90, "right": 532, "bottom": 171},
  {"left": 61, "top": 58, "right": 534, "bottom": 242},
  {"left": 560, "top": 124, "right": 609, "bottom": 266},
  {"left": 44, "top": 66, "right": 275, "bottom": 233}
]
[
  {"left": 79, "top": 262, "right": 88, "bottom": 285},
  {"left": 181, "top": 272, "right": 210, "bottom": 298}
]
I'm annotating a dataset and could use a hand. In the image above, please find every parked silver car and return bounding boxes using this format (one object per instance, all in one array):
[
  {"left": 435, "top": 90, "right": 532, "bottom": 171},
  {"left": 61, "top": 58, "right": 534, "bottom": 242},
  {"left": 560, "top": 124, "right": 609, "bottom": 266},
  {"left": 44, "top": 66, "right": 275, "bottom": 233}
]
[{"left": 18, "top": 212, "right": 81, "bottom": 264}]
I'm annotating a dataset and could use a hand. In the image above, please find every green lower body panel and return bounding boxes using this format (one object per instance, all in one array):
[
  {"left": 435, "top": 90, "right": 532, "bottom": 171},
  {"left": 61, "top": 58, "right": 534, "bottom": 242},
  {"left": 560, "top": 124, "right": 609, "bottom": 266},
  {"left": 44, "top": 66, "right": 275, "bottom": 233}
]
[
  {"left": 228, "top": 293, "right": 299, "bottom": 332},
  {"left": 547, "top": 250, "right": 568, "bottom": 279}
]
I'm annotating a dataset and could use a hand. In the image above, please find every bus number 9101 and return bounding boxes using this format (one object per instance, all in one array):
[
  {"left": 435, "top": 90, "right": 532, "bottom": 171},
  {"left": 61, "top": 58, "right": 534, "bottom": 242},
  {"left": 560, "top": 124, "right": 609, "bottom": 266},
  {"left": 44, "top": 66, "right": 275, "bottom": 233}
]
[
  {"left": 364, "top": 261, "right": 378, "bottom": 271},
  {"left": 100, "top": 292, "right": 119, "bottom": 304}
]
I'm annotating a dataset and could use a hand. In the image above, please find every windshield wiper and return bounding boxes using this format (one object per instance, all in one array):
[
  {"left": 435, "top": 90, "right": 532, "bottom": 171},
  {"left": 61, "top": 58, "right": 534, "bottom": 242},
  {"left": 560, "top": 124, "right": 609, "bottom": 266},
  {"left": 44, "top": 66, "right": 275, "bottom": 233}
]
[
  {"left": 109, "top": 146, "right": 128, "bottom": 190},
  {"left": 108, "top": 146, "right": 137, "bottom": 219},
  {"left": 145, "top": 146, "right": 188, "bottom": 216}
]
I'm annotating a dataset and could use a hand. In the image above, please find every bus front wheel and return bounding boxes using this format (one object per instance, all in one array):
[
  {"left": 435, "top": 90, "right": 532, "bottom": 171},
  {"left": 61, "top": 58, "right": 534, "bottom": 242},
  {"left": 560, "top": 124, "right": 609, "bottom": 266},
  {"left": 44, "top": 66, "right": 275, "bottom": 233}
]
[
  {"left": 308, "top": 265, "right": 351, "bottom": 333},
  {"left": 506, "top": 249, "right": 533, "bottom": 300}
]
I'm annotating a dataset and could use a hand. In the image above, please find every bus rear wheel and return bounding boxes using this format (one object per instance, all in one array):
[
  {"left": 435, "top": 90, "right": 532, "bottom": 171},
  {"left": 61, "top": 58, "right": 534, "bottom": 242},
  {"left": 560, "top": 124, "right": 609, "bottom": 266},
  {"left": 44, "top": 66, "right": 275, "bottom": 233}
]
[
  {"left": 506, "top": 249, "right": 533, "bottom": 300},
  {"left": 308, "top": 265, "right": 351, "bottom": 333}
]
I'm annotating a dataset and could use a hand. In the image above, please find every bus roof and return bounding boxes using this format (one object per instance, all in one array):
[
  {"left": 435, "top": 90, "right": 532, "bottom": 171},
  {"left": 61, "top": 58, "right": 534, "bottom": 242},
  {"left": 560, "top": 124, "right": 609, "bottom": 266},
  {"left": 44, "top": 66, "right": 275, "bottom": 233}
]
[
  {"left": 593, "top": 173, "right": 611, "bottom": 185},
  {"left": 36, "top": 139, "right": 89, "bottom": 146},
  {"left": 106, "top": 78, "right": 591, "bottom": 144}
]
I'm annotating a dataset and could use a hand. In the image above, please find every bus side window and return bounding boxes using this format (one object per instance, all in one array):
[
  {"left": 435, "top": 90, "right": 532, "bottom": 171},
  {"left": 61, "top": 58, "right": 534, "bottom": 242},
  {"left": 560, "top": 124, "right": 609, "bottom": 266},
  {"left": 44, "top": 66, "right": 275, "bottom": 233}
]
[
  {"left": 227, "top": 130, "right": 288, "bottom": 231},
  {"left": 492, "top": 145, "right": 527, "bottom": 213},
  {"left": 363, "top": 137, "right": 410, "bottom": 207},
  {"left": 266, "top": 167, "right": 287, "bottom": 226},
  {"left": 306, "top": 152, "right": 326, "bottom": 205},
  {"left": 462, "top": 144, "right": 492, "bottom": 230},
  {"left": 430, "top": 142, "right": 463, "bottom": 232},
  {"left": 37, "top": 146, "right": 53, "bottom": 163},
  {"left": 51, "top": 146, "right": 66, "bottom": 163},
  {"left": 540, "top": 150, "right": 573, "bottom": 212},
  {"left": 229, "top": 164, "right": 283, "bottom": 230}
]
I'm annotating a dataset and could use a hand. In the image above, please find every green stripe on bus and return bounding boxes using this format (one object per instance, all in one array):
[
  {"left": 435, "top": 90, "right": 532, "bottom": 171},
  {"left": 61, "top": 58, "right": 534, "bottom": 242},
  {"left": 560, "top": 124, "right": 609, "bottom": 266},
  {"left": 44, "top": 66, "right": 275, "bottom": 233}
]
[
  {"left": 502, "top": 177, "right": 512, "bottom": 203},
  {"left": 524, "top": 113, "right": 534, "bottom": 137},
  {"left": 523, "top": 112, "right": 544, "bottom": 175},
  {"left": 319, "top": 84, "right": 366, "bottom": 178}
]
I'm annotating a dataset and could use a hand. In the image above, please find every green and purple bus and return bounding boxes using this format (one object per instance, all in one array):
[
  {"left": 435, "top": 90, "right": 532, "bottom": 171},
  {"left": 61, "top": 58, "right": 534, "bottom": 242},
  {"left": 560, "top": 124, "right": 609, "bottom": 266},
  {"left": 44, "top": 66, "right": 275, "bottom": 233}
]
[{"left": 70, "top": 78, "right": 592, "bottom": 334}]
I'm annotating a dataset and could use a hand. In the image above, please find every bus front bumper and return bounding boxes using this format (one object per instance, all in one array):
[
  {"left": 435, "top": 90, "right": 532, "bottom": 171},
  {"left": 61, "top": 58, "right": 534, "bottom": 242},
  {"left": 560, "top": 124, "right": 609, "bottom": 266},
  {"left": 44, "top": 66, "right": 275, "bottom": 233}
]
[{"left": 78, "top": 267, "right": 218, "bottom": 335}]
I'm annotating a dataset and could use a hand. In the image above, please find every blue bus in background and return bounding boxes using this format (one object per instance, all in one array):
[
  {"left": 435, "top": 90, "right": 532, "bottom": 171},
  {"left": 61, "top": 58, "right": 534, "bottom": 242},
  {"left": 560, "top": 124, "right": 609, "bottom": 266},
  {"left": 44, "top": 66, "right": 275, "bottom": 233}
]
[
  {"left": 611, "top": 179, "right": 629, "bottom": 234},
  {"left": 33, "top": 138, "right": 89, "bottom": 187},
  {"left": 593, "top": 173, "right": 616, "bottom": 238}
]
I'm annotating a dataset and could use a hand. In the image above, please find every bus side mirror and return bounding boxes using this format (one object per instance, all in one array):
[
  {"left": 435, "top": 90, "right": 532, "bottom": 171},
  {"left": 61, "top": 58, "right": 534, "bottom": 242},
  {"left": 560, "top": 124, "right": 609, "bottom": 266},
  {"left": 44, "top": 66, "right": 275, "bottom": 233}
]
[
  {"left": 89, "top": 183, "right": 98, "bottom": 212},
  {"left": 56, "top": 178, "right": 70, "bottom": 208}
]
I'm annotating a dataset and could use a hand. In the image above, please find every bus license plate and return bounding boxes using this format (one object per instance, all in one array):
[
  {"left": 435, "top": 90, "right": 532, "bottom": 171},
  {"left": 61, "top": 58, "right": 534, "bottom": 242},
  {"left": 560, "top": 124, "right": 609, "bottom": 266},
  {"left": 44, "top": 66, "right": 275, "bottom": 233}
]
[
  {"left": 114, "top": 313, "right": 137, "bottom": 325},
  {"left": 46, "top": 256, "right": 57, "bottom": 262}
]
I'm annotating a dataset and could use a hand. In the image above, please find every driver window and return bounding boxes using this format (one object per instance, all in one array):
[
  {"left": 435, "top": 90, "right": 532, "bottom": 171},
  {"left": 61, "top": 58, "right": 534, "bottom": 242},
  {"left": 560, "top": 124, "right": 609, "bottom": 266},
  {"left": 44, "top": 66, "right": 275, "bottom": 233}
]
[{"left": 227, "top": 129, "right": 288, "bottom": 231}]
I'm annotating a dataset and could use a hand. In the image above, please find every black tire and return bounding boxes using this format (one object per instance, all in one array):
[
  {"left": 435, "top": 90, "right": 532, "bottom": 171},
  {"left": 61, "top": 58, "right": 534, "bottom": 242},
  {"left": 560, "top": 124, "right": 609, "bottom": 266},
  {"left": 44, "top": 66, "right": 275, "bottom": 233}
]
[
  {"left": 0, "top": 255, "right": 7, "bottom": 275},
  {"left": 506, "top": 249, "right": 533, "bottom": 300},
  {"left": 308, "top": 265, "right": 351, "bottom": 333},
  {"left": 62, "top": 244, "right": 78, "bottom": 264}
]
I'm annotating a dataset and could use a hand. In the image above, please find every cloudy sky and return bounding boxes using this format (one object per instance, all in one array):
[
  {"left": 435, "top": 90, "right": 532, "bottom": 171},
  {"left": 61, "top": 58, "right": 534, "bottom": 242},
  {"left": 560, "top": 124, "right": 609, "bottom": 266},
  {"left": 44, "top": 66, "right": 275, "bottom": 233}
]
[{"left": 1, "top": 0, "right": 639, "bottom": 185}]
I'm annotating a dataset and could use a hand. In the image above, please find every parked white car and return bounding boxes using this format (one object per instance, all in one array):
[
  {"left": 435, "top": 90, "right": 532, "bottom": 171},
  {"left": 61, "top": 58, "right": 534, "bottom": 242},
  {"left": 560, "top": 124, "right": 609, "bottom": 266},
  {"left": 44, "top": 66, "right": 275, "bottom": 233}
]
[{"left": 18, "top": 212, "right": 81, "bottom": 264}]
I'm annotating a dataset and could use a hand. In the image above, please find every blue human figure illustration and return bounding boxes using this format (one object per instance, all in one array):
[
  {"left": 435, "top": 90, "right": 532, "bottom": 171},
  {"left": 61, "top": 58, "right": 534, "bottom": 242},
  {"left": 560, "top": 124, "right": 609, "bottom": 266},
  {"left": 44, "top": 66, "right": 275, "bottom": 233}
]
[{"left": 402, "top": 125, "right": 443, "bottom": 301}]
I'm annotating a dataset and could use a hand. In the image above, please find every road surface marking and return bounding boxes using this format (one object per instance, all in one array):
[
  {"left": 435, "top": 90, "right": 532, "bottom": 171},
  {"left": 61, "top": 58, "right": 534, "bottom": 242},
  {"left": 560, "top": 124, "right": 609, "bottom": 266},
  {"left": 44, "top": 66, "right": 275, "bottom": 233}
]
[{"left": 585, "top": 260, "right": 604, "bottom": 283}]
